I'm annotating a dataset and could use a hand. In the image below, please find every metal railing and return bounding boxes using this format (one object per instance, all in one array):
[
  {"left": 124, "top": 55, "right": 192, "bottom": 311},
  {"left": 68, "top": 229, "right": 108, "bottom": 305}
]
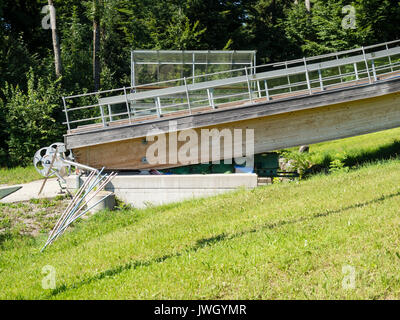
[{"left": 63, "top": 40, "right": 400, "bottom": 132}]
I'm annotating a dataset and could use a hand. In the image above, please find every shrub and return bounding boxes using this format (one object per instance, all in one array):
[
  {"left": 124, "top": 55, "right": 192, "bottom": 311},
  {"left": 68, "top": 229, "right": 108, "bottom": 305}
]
[
  {"left": 328, "top": 152, "right": 349, "bottom": 173},
  {"left": 2, "top": 70, "right": 65, "bottom": 166},
  {"left": 280, "top": 151, "right": 313, "bottom": 179}
]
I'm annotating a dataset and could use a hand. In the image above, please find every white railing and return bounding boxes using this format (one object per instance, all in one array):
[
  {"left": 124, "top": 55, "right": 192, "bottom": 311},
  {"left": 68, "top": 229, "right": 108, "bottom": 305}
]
[{"left": 63, "top": 40, "right": 400, "bottom": 132}]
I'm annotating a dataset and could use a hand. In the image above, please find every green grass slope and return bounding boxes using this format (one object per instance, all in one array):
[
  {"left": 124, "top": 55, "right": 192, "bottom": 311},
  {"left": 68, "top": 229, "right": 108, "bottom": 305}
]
[
  {"left": 0, "top": 166, "right": 42, "bottom": 185},
  {"left": 1, "top": 158, "right": 400, "bottom": 299},
  {"left": 297, "top": 127, "right": 400, "bottom": 170}
]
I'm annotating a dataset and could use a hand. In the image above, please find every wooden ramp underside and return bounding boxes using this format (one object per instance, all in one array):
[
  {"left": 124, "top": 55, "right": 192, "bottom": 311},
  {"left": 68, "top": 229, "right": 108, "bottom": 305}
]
[{"left": 65, "top": 77, "right": 400, "bottom": 170}]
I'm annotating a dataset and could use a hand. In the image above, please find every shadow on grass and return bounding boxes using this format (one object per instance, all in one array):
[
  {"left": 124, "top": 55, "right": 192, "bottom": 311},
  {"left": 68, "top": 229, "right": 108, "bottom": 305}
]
[
  {"left": 0, "top": 232, "right": 13, "bottom": 247},
  {"left": 309, "top": 139, "right": 400, "bottom": 174},
  {"left": 48, "top": 189, "right": 400, "bottom": 298}
]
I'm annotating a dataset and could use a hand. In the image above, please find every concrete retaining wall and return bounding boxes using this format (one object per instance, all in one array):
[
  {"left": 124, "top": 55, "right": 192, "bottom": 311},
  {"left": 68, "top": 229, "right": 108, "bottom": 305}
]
[{"left": 66, "top": 173, "right": 257, "bottom": 208}]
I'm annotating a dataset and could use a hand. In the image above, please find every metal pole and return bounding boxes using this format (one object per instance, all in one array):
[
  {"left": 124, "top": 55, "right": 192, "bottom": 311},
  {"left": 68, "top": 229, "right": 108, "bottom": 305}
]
[
  {"left": 43, "top": 172, "right": 116, "bottom": 250},
  {"left": 245, "top": 67, "right": 253, "bottom": 103},
  {"left": 123, "top": 87, "right": 132, "bottom": 123},
  {"left": 192, "top": 52, "right": 195, "bottom": 84},
  {"left": 47, "top": 170, "right": 96, "bottom": 240},
  {"left": 354, "top": 63, "right": 359, "bottom": 80},
  {"left": 184, "top": 77, "right": 192, "bottom": 114},
  {"left": 264, "top": 80, "right": 270, "bottom": 101},
  {"left": 108, "top": 104, "right": 113, "bottom": 122},
  {"left": 63, "top": 159, "right": 99, "bottom": 173},
  {"left": 371, "top": 59, "right": 377, "bottom": 82},
  {"left": 231, "top": 51, "right": 234, "bottom": 78},
  {"left": 154, "top": 98, "right": 161, "bottom": 118},
  {"left": 157, "top": 97, "right": 162, "bottom": 116},
  {"left": 386, "top": 44, "right": 394, "bottom": 73},
  {"left": 257, "top": 81, "right": 262, "bottom": 98},
  {"left": 65, "top": 172, "right": 117, "bottom": 225},
  {"left": 207, "top": 88, "right": 215, "bottom": 109},
  {"left": 206, "top": 50, "right": 209, "bottom": 80},
  {"left": 285, "top": 62, "right": 292, "bottom": 92},
  {"left": 51, "top": 192, "right": 112, "bottom": 243},
  {"left": 44, "top": 169, "right": 105, "bottom": 247},
  {"left": 318, "top": 69, "right": 324, "bottom": 91},
  {"left": 253, "top": 51, "right": 257, "bottom": 76},
  {"left": 336, "top": 55, "right": 343, "bottom": 83},
  {"left": 303, "top": 57, "right": 312, "bottom": 95},
  {"left": 362, "top": 46, "right": 372, "bottom": 84},
  {"left": 131, "top": 51, "right": 134, "bottom": 87},
  {"left": 181, "top": 51, "right": 184, "bottom": 81},
  {"left": 38, "top": 146, "right": 58, "bottom": 196},
  {"left": 62, "top": 97, "right": 71, "bottom": 131},
  {"left": 157, "top": 50, "right": 160, "bottom": 83},
  {"left": 131, "top": 51, "right": 136, "bottom": 90},
  {"left": 100, "top": 105, "right": 106, "bottom": 127}
]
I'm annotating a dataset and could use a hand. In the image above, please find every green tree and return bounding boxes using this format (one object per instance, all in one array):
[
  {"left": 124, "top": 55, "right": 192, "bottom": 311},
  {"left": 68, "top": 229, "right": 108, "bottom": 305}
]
[{"left": 2, "top": 71, "right": 65, "bottom": 166}]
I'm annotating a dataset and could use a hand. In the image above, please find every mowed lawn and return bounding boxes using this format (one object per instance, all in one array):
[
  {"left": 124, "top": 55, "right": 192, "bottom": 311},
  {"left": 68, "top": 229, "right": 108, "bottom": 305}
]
[
  {"left": 1, "top": 157, "right": 400, "bottom": 299},
  {"left": 302, "top": 127, "right": 400, "bottom": 168},
  {"left": 0, "top": 166, "right": 42, "bottom": 185}
]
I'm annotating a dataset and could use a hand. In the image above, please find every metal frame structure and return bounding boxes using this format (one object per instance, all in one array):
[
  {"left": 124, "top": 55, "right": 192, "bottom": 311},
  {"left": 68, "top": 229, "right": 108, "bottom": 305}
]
[
  {"left": 130, "top": 50, "right": 257, "bottom": 87},
  {"left": 63, "top": 40, "right": 400, "bottom": 132}
]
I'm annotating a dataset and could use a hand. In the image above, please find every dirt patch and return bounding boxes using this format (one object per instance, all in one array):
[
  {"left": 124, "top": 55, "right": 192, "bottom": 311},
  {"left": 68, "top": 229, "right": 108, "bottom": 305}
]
[{"left": 0, "top": 195, "right": 71, "bottom": 237}]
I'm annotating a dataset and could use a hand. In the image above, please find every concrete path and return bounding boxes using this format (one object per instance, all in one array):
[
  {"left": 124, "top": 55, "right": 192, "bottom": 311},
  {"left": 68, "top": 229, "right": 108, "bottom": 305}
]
[{"left": 0, "top": 179, "right": 62, "bottom": 203}]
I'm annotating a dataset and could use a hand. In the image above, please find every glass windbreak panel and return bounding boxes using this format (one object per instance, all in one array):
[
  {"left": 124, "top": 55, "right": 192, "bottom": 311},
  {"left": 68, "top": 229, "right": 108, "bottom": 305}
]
[
  {"left": 132, "top": 50, "right": 256, "bottom": 87},
  {"left": 135, "top": 64, "right": 158, "bottom": 84}
]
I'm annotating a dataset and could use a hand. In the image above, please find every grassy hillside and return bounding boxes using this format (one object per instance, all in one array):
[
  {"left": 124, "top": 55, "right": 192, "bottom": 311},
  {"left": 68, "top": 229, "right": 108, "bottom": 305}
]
[
  {"left": 294, "top": 127, "right": 400, "bottom": 171},
  {"left": 1, "top": 127, "right": 400, "bottom": 299},
  {"left": 1, "top": 157, "right": 400, "bottom": 299},
  {"left": 0, "top": 166, "right": 42, "bottom": 185}
]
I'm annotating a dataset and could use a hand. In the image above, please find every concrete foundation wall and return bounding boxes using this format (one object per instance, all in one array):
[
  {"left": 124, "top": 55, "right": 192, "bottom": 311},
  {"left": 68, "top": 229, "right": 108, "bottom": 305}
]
[{"left": 66, "top": 173, "right": 258, "bottom": 208}]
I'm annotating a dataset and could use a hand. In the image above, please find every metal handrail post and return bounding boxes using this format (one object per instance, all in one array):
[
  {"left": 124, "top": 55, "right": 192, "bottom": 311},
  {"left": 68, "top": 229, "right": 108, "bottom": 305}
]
[
  {"left": 354, "top": 63, "right": 359, "bottom": 80},
  {"left": 386, "top": 44, "right": 394, "bottom": 72},
  {"left": 245, "top": 67, "right": 253, "bottom": 103},
  {"left": 131, "top": 51, "right": 135, "bottom": 87},
  {"left": 303, "top": 57, "right": 312, "bottom": 95},
  {"left": 108, "top": 104, "right": 113, "bottom": 122},
  {"left": 99, "top": 105, "right": 106, "bottom": 127},
  {"left": 318, "top": 68, "right": 324, "bottom": 91},
  {"left": 157, "top": 97, "right": 162, "bottom": 117},
  {"left": 154, "top": 98, "right": 161, "bottom": 117},
  {"left": 371, "top": 59, "right": 378, "bottom": 81},
  {"left": 192, "top": 52, "right": 196, "bottom": 84},
  {"left": 184, "top": 77, "right": 192, "bottom": 114},
  {"left": 362, "top": 46, "right": 372, "bottom": 84},
  {"left": 336, "top": 55, "right": 343, "bottom": 83},
  {"left": 62, "top": 97, "right": 71, "bottom": 131},
  {"left": 285, "top": 62, "right": 292, "bottom": 92},
  {"left": 207, "top": 88, "right": 215, "bottom": 109},
  {"left": 257, "top": 80, "right": 262, "bottom": 98},
  {"left": 123, "top": 87, "right": 132, "bottom": 123},
  {"left": 264, "top": 80, "right": 270, "bottom": 101}
]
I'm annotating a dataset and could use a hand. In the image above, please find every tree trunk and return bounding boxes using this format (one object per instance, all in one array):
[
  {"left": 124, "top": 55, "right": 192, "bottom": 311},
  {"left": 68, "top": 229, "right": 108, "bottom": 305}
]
[
  {"left": 93, "top": 0, "right": 101, "bottom": 92},
  {"left": 48, "top": 0, "right": 62, "bottom": 78}
]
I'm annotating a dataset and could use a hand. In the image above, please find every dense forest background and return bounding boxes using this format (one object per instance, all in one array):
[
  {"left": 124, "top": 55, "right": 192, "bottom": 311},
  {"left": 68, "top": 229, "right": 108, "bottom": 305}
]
[{"left": 0, "top": 0, "right": 399, "bottom": 166}]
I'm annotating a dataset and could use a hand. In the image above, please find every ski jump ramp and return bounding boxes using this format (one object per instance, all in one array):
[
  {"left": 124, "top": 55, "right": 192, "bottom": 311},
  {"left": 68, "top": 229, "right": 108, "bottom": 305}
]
[{"left": 63, "top": 40, "right": 400, "bottom": 170}]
